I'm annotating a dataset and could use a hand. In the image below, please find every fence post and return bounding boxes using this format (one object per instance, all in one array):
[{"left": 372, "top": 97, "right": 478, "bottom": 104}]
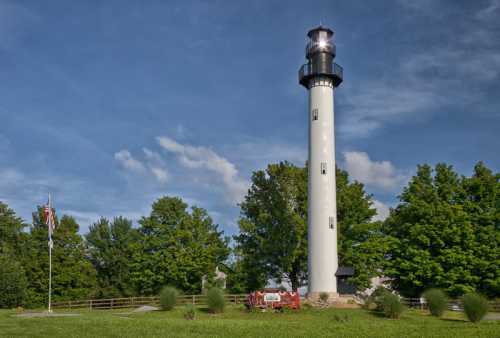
[
  {"left": 192, "top": 295, "right": 195, "bottom": 305},
  {"left": 89, "top": 299, "right": 92, "bottom": 311}
]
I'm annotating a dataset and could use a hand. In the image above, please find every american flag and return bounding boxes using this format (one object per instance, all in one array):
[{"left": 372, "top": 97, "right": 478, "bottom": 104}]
[{"left": 44, "top": 197, "right": 56, "bottom": 240}]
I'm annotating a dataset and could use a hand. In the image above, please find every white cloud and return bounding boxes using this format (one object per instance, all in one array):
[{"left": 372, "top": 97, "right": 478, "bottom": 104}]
[
  {"left": 157, "top": 136, "right": 248, "bottom": 203},
  {"left": 340, "top": 2, "right": 500, "bottom": 138},
  {"left": 115, "top": 149, "right": 169, "bottom": 184},
  {"left": 372, "top": 200, "right": 390, "bottom": 221},
  {"left": 142, "top": 148, "right": 163, "bottom": 163},
  {"left": 343, "top": 151, "right": 407, "bottom": 191},
  {"left": 150, "top": 167, "right": 169, "bottom": 184},
  {"left": 114, "top": 150, "right": 146, "bottom": 172}
]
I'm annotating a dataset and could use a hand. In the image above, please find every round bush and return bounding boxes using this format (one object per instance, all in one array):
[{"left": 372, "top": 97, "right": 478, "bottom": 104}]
[
  {"left": 463, "top": 293, "right": 489, "bottom": 323},
  {"left": 207, "top": 287, "right": 225, "bottom": 313},
  {"left": 319, "top": 292, "right": 329, "bottom": 303},
  {"left": 381, "top": 293, "right": 404, "bottom": 319},
  {"left": 184, "top": 304, "right": 196, "bottom": 320},
  {"left": 423, "top": 288, "right": 447, "bottom": 317},
  {"left": 364, "top": 286, "right": 390, "bottom": 310},
  {"left": 159, "top": 286, "right": 178, "bottom": 311}
]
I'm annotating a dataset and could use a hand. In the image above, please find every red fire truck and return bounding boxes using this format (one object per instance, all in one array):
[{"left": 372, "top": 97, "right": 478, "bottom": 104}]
[{"left": 245, "top": 289, "right": 301, "bottom": 310}]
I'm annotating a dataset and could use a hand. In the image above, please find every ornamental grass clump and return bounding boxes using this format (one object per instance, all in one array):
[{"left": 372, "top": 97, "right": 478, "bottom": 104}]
[
  {"left": 207, "top": 287, "right": 225, "bottom": 313},
  {"left": 319, "top": 292, "right": 329, "bottom": 303},
  {"left": 184, "top": 304, "right": 196, "bottom": 320},
  {"left": 463, "top": 293, "right": 489, "bottom": 323},
  {"left": 159, "top": 286, "right": 178, "bottom": 311},
  {"left": 422, "top": 288, "right": 447, "bottom": 317},
  {"left": 381, "top": 293, "right": 404, "bottom": 319}
]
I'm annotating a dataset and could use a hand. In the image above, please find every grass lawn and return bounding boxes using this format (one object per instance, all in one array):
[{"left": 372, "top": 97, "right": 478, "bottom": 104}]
[{"left": 0, "top": 306, "right": 499, "bottom": 338}]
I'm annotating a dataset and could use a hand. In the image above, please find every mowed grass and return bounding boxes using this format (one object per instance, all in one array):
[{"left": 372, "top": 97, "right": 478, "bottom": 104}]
[{"left": 0, "top": 306, "right": 499, "bottom": 338}]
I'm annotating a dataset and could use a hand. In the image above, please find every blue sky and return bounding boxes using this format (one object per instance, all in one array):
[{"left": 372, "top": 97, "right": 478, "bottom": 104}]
[{"left": 1, "top": 0, "right": 499, "bottom": 236}]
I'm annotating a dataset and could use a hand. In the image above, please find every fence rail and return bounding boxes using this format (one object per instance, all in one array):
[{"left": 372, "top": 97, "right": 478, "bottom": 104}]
[
  {"left": 402, "top": 297, "right": 500, "bottom": 312},
  {"left": 51, "top": 294, "right": 500, "bottom": 312},
  {"left": 51, "top": 294, "right": 248, "bottom": 310}
]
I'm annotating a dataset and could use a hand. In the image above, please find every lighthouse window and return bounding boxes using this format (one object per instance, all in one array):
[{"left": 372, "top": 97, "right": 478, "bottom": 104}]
[
  {"left": 312, "top": 109, "right": 319, "bottom": 121},
  {"left": 321, "top": 162, "right": 327, "bottom": 175},
  {"left": 329, "top": 216, "right": 335, "bottom": 229}
]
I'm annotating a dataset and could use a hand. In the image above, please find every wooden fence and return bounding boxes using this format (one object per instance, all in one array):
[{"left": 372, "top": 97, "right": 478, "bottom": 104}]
[
  {"left": 51, "top": 294, "right": 499, "bottom": 312},
  {"left": 402, "top": 297, "right": 500, "bottom": 312},
  {"left": 51, "top": 294, "right": 248, "bottom": 310}
]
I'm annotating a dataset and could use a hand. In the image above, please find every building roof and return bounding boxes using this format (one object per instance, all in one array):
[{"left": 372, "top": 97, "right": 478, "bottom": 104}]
[{"left": 336, "top": 266, "right": 355, "bottom": 276}]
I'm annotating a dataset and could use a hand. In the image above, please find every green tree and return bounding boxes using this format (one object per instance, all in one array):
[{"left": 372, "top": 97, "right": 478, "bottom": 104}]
[
  {"left": 234, "top": 162, "right": 380, "bottom": 291},
  {"left": 0, "top": 247, "right": 28, "bottom": 308},
  {"left": 235, "top": 162, "right": 308, "bottom": 291},
  {"left": 383, "top": 162, "right": 499, "bottom": 297},
  {"left": 86, "top": 217, "right": 138, "bottom": 298},
  {"left": 461, "top": 162, "right": 500, "bottom": 297},
  {"left": 23, "top": 209, "right": 97, "bottom": 306},
  {"left": 130, "top": 196, "right": 230, "bottom": 294},
  {"left": 0, "top": 201, "right": 26, "bottom": 252}
]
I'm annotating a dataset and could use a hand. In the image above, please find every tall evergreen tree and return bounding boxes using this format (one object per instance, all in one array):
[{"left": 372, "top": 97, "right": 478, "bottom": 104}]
[
  {"left": 86, "top": 217, "right": 138, "bottom": 298},
  {"left": 130, "top": 196, "right": 230, "bottom": 294}
]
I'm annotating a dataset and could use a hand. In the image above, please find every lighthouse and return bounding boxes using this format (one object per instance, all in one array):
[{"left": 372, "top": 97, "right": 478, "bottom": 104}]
[{"left": 299, "top": 26, "right": 343, "bottom": 299}]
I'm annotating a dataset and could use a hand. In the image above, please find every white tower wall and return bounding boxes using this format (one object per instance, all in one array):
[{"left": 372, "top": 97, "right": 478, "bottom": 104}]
[{"left": 307, "top": 76, "right": 338, "bottom": 296}]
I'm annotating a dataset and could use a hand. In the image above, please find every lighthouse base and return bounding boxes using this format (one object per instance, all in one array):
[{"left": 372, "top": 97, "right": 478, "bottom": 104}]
[{"left": 306, "top": 291, "right": 339, "bottom": 302}]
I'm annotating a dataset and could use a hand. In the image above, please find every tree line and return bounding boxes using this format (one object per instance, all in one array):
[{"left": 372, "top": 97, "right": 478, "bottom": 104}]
[{"left": 0, "top": 161, "right": 498, "bottom": 308}]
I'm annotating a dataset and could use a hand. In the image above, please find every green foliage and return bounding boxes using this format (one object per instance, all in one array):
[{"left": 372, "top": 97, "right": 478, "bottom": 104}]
[
  {"left": 383, "top": 162, "right": 500, "bottom": 298},
  {"left": 184, "top": 304, "right": 196, "bottom": 320},
  {"left": 363, "top": 287, "right": 391, "bottom": 310},
  {"left": 207, "top": 287, "right": 225, "bottom": 313},
  {"left": 0, "top": 249, "right": 28, "bottom": 308},
  {"left": 22, "top": 211, "right": 97, "bottom": 306},
  {"left": 86, "top": 217, "right": 138, "bottom": 298},
  {"left": 131, "top": 197, "right": 230, "bottom": 294},
  {"left": 0, "top": 201, "right": 26, "bottom": 252},
  {"left": 463, "top": 293, "right": 489, "bottom": 323},
  {"left": 235, "top": 162, "right": 380, "bottom": 291},
  {"left": 381, "top": 293, "right": 404, "bottom": 319},
  {"left": 422, "top": 289, "right": 447, "bottom": 317},
  {"left": 159, "top": 286, "right": 178, "bottom": 311},
  {"left": 319, "top": 292, "right": 329, "bottom": 303}
]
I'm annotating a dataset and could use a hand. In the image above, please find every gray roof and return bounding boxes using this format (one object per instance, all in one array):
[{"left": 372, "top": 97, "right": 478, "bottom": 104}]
[{"left": 336, "top": 266, "right": 355, "bottom": 276}]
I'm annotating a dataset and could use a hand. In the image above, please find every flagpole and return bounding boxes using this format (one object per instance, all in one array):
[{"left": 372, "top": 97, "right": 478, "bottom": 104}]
[{"left": 48, "top": 193, "right": 52, "bottom": 313}]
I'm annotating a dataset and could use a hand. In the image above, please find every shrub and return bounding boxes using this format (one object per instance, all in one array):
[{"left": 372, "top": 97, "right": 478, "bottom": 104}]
[
  {"left": 207, "top": 287, "right": 225, "bottom": 313},
  {"left": 423, "top": 289, "right": 447, "bottom": 317},
  {"left": 463, "top": 293, "right": 489, "bottom": 323},
  {"left": 319, "top": 292, "right": 329, "bottom": 303},
  {"left": 184, "top": 304, "right": 196, "bottom": 320},
  {"left": 381, "top": 293, "right": 404, "bottom": 319},
  {"left": 159, "top": 286, "right": 178, "bottom": 311},
  {"left": 364, "top": 286, "right": 391, "bottom": 310}
]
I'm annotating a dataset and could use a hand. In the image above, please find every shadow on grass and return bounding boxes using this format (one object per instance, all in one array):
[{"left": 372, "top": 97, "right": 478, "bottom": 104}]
[{"left": 366, "top": 310, "right": 386, "bottom": 319}]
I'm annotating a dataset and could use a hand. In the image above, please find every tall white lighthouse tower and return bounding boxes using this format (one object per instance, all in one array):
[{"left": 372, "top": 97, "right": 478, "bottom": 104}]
[{"left": 299, "top": 26, "right": 343, "bottom": 299}]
